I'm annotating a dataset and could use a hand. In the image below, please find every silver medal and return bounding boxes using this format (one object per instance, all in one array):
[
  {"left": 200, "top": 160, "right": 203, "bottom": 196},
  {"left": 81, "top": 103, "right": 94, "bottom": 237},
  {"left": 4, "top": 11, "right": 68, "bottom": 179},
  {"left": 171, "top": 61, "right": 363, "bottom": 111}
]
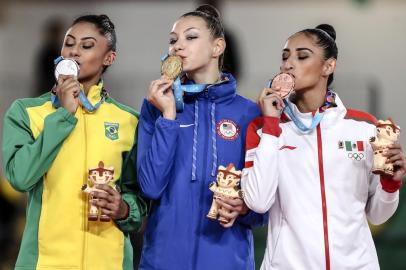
[{"left": 54, "top": 58, "right": 80, "bottom": 80}]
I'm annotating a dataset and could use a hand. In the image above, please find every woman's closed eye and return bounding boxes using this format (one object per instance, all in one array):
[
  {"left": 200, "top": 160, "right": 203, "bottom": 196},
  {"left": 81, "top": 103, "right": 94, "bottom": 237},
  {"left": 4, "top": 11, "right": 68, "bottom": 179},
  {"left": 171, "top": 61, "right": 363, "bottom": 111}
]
[
  {"left": 82, "top": 44, "right": 94, "bottom": 49},
  {"left": 298, "top": 55, "right": 309, "bottom": 60},
  {"left": 282, "top": 52, "right": 289, "bottom": 61},
  {"left": 186, "top": 35, "right": 198, "bottom": 40}
]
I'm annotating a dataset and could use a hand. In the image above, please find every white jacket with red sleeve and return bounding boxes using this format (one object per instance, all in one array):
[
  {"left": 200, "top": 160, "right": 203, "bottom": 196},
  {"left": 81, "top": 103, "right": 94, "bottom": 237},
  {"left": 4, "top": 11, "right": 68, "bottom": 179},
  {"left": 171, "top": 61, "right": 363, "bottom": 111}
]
[{"left": 241, "top": 94, "right": 401, "bottom": 270}]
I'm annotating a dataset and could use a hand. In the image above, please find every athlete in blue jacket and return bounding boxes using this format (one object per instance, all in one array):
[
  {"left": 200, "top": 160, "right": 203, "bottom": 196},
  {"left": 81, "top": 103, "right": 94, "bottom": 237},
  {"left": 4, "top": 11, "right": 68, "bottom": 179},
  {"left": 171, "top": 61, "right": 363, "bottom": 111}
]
[{"left": 136, "top": 4, "right": 266, "bottom": 270}]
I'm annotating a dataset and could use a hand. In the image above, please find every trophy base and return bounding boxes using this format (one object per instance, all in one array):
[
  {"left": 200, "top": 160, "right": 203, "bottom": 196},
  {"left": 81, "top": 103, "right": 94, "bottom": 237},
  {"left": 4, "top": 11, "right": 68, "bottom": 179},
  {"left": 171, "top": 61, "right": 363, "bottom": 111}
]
[
  {"left": 372, "top": 168, "right": 394, "bottom": 177},
  {"left": 100, "top": 215, "right": 111, "bottom": 222},
  {"left": 88, "top": 215, "right": 98, "bottom": 221},
  {"left": 218, "top": 217, "right": 229, "bottom": 223}
]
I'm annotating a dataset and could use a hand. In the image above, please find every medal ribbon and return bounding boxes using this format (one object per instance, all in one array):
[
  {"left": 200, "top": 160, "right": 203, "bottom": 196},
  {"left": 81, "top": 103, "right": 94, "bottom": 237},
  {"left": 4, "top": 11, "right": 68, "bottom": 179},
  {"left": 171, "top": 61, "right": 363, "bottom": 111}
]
[
  {"left": 51, "top": 90, "right": 106, "bottom": 113},
  {"left": 173, "top": 77, "right": 207, "bottom": 111},
  {"left": 283, "top": 90, "right": 337, "bottom": 134},
  {"left": 52, "top": 56, "right": 106, "bottom": 112},
  {"left": 283, "top": 100, "right": 324, "bottom": 133},
  {"left": 161, "top": 54, "right": 207, "bottom": 111}
]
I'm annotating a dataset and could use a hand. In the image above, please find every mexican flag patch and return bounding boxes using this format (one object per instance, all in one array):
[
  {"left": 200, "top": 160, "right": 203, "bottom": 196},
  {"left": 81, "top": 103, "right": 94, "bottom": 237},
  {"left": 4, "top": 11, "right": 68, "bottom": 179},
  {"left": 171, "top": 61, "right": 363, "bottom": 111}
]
[
  {"left": 338, "top": 140, "right": 365, "bottom": 161},
  {"left": 338, "top": 140, "right": 364, "bottom": 152}
]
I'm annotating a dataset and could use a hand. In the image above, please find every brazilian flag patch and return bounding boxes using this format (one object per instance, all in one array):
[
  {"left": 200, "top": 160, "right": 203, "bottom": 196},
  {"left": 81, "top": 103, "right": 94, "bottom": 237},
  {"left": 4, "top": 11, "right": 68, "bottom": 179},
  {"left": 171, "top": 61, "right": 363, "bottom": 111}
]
[{"left": 104, "top": 122, "right": 119, "bottom": 140}]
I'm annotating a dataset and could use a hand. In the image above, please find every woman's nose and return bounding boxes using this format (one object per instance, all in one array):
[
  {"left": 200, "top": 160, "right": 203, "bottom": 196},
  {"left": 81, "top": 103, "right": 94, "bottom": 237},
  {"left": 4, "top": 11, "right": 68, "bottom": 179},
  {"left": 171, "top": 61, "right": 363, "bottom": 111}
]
[
  {"left": 68, "top": 45, "right": 80, "bottom": 57},
  {"left": 280, "top": 60, "right": 293, "bottom": 72},
  {"left": 173, "top": 40, "right": 184, "bottom": 52}
]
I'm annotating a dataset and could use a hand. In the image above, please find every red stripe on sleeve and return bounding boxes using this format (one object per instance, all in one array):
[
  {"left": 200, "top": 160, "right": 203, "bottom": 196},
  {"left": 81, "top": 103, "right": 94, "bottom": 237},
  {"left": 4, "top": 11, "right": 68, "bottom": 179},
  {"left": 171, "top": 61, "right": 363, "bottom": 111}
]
[
  {"left": 345, "top": 109, "right": 377, "bottom": 125},
  {"left": 262, "top": 117, "right": 282, "bottom": 137},
  {"left": 245, "top": 117, "right": 263, "bottom": 151},
  {"left": 244, "top": 161, "right": 254, "bottom": 168},
  {"left": 380, "top": 175, "right": 402, "bottom": 193}
]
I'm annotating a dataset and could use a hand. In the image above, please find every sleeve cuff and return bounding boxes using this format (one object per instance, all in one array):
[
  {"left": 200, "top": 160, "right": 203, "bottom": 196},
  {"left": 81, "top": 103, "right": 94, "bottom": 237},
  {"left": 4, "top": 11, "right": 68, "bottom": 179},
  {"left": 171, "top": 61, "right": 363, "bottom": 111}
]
[
  {"left": 236, "top": 210, "right": 268, "bottom": 227},
  {"left": 262, "top": 117, "right": 282, "bottom": 137},
  {"left": 115, "top": 194, "right": 143, "bottom": 233},
  {"left": 380, "top": 175, "right": 402, "bottom": 193},
  {"left": 156, "top": 116, "right": 180, "bottom": 130}
]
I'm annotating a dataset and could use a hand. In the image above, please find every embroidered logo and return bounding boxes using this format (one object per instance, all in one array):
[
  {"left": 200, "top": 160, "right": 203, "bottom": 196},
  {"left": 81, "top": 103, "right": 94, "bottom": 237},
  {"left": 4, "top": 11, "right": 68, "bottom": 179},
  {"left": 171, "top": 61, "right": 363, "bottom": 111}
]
[
  {"left": 279, "top": 145, "right": 297, "bottom": 150},
  {"left": 338, "top": 140, "right": 365, "bottom": 161},
  {"left": 104, "top": 122, "right": 119, "bottom": 141},
  {"left": 216, "top": 119, "right": 240, "bottom": 141}
]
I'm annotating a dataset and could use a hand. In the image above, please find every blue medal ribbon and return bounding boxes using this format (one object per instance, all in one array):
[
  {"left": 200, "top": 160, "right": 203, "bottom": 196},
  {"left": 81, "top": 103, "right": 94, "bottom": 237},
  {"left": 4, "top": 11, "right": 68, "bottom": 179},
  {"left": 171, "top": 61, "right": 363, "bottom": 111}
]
[
  {"left": 51, "top": 89, "right": 106, "bottom": 113},
  {"left": 268, "top": 77, "right": 327, "bottom": 133},
  {"left": 52, "top": 56, "right": 106, "bottom": 112},
  {"left": 54, "top": 56, "right": 64, "bottom": 65},
  {"left": 283, "top": 99, "right": 324, "bottom": 133},
  {"left": 161, "top": 54, "right": 207, "bottom": 111},
  {"left": 173, "top": 77, "right": 207, "bottom": 111}
]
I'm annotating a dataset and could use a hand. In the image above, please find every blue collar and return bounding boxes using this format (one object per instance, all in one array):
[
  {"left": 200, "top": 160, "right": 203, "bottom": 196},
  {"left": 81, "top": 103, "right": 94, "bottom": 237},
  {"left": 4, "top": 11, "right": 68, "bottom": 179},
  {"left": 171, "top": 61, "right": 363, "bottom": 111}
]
[{"left": 186, "top": 72, "right": 237, "bottom": 104}]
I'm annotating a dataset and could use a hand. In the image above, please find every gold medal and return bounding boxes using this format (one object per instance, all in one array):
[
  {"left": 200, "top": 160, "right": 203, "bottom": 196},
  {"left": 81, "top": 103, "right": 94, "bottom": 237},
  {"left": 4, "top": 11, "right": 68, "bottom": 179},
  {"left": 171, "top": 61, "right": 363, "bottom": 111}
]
[{"left": 161, "top": 55, "right": 182, "bottom": 80}]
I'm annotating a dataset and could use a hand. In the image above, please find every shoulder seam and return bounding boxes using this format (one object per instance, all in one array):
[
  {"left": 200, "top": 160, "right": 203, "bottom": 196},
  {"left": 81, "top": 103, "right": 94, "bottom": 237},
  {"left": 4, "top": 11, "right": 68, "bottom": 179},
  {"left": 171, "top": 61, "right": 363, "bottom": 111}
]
[
  {"left": 15, "top": 95, "right": 52, "bottom": 109},
  {"left": 106, "top": 97, "right": 139, "bottom": 118},
  {"left": 344, "top": 108, "right": 377, "bottom": 125}
]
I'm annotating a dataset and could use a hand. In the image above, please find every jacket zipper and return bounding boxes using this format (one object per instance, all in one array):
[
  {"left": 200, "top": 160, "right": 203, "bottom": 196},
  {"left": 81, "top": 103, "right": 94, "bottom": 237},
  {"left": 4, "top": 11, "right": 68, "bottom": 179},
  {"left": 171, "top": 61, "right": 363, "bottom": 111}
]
[
  {"left": 192, "top": 93, "right": 210, "bottom": 270},
  {"left": 316, "top": 124, "right": 330, "bottom": 270},
  {"left": 82, "top": 108, "right": 89, "bottom": 270}
]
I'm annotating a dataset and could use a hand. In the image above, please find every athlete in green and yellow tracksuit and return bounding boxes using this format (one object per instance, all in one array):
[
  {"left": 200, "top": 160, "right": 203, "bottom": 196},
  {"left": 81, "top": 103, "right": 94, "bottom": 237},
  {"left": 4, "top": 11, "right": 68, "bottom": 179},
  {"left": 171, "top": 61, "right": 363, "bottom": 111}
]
[{"left": 2, "top": 81, "right": 147, "bottom": 270}]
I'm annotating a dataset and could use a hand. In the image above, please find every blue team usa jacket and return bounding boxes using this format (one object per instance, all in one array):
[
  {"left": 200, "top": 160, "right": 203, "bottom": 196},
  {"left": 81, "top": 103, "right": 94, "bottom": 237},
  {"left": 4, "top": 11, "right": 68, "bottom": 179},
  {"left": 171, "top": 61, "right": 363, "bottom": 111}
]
[{"left": 137, "top": 73, "right": 267, "bottom": 270}]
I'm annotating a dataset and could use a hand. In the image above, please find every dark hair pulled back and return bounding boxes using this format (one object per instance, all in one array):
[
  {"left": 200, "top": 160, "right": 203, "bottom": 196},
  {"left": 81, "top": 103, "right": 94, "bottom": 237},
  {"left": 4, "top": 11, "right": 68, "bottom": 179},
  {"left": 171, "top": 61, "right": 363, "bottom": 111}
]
[
  {"left": 298, "top": 24, "right": 338, "bottom": 87},
  {"left": 181, "top": 5, "right": 225, "bottom": 70},
  {"left": 72, "top": 14, "right": 116, "bottom": 73},
  {"left": 72, "top": 14, "right": 116, "bottom": 52}
]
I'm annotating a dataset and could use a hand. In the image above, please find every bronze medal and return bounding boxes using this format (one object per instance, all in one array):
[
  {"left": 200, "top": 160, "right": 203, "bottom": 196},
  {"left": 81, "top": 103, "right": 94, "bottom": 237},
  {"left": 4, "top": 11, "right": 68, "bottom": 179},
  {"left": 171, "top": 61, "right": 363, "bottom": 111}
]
[
  {"left": 161, "top": 55, "right": 183, "bottom": 80},
  {"left": 271, "top": 73, "right": 295, "bottom": 98}
]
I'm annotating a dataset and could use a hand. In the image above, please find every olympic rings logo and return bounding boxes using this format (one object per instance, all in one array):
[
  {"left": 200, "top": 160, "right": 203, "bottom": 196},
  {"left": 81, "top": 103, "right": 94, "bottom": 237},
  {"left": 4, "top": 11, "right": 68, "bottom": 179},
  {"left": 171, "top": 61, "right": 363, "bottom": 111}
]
[{"left": 348, "top": 153, "right": 364, "bottom": 161}]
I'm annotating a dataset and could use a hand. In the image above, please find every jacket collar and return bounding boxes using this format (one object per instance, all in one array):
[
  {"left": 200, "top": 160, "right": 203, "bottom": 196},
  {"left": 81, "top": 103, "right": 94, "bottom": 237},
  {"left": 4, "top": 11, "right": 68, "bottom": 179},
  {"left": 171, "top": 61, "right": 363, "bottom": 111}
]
[
  {"left": 184, "top": 73, "right": 236, "bottom": 104},
  {"left": 82, "top": 80, "right": 104, "bottom": 107},
  {"left": 284, "top": 92, "right": 347, "bottom": 132}
]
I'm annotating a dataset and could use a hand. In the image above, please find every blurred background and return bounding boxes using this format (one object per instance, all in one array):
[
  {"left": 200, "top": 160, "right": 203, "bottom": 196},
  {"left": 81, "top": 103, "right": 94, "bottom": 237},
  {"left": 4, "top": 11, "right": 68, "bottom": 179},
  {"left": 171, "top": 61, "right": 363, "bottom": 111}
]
[{"left": 0, "top": 0, "right": 405, "bottom": 269}]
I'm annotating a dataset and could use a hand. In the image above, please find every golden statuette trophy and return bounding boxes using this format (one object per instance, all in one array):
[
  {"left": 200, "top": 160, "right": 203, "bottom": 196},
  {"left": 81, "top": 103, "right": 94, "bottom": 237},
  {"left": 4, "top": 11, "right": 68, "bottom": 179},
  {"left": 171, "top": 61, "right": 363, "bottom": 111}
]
[
  {"left": 81, "top": 161, "right": 115, "bottom": 222},
  {"left": 370, "top": 118, "right": 401, "bottom": 177},
  {"left": 207, "top": 163, "right": 243, "bottom": 223}
]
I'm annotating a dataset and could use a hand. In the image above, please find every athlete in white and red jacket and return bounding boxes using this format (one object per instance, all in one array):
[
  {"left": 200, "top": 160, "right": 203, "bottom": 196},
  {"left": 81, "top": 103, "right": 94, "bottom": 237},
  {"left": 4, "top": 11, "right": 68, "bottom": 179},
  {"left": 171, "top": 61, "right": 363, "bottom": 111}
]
[{"left": 242, "top": 24, "right": 406, "bottom": 270}]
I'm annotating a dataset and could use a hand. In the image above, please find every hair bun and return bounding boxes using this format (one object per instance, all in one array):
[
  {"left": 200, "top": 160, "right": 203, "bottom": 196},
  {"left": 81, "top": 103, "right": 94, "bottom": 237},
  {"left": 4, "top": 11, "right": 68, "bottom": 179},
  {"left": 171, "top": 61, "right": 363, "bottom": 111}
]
[
  {"left": 100, "top": 14, "right": 115, "bottom": 30},
  {"left": 195, "top": 4, "right": 221, "bottom": 19},
  {"left": 316, "top": 24, "right": 336, "bottom": 41}
]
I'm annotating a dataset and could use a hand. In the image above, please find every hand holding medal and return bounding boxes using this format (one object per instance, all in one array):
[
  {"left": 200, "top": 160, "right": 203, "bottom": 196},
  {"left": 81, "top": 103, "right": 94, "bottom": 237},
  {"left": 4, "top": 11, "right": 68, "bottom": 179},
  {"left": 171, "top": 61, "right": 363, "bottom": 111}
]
[
  {"left": 160, "top": 54, "right": 186, "bottom": 112},
  {"left": 159, "top": 54, "right": 208, "bottom": 112},
  {"left": 258, "top": 73, "right": 295, "bottom": 117},
  {"left": 53, "top": 57, "right": 81, "bottom": 114}
]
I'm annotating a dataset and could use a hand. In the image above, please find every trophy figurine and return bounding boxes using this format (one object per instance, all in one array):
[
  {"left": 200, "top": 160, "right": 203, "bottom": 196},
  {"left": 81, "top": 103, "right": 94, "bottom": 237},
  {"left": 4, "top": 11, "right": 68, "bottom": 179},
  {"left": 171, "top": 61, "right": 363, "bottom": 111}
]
[
  {"left": 370, "top": 118, "right": 401, "bottom": 177},
  {"left": 207, "top": 163, "right": 243, "bottom": 223},
  {"left": 81, "top": 161, "right": 115, "bottom": 222}
]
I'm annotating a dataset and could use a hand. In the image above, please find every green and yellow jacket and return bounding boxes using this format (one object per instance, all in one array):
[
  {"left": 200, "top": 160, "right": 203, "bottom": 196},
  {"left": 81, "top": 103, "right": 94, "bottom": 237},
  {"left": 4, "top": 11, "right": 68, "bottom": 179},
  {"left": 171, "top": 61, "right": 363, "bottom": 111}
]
[{"left": 2, "top": 82, "right": 147, "bottom": 270}]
